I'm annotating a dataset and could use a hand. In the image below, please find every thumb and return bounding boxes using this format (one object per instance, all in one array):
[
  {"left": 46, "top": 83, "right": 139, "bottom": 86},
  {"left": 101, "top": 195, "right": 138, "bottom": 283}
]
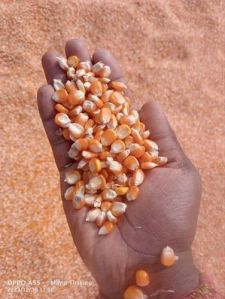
[{"left": 139, "top": 101, "right": 188, "bottom": 168}]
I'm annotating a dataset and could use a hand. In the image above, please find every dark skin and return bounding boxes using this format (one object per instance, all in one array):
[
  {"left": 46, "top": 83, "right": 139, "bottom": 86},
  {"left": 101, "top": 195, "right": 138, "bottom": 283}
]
[{"left": 37, "top": 39, "right": 202, "bottom": 299}]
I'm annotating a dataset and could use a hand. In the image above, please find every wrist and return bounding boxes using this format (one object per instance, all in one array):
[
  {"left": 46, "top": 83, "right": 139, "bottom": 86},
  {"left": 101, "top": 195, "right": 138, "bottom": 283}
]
[{"left": 98, "top": 250, "right": 199, "bottom": 299}]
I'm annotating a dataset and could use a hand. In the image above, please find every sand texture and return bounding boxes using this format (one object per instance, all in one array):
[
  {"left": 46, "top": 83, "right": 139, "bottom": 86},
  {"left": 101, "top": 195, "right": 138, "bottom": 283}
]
[{"left": 0, "top": 0, "right": 224, "bottom": 298}]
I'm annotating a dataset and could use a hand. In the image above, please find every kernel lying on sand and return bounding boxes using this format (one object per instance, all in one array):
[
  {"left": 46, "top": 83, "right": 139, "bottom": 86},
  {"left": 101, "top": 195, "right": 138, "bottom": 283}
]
[{"left": 52, "top": 55, "right": 167, "bottom": 235}]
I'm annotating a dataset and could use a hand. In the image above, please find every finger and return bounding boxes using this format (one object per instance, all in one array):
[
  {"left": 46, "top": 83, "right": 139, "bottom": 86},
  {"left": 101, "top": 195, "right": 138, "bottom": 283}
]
[
  {"left": 139, "top": 101, "right": 188, "bottom": 166},
  {"left": 65, "top": 38, "right": 91, "bottom": 62},
  {"left": 37, "top": 84, "right": 72, "bottom": 171},
  {"left": 92, "top": 48, "right": 132, "bottom": 98},
  {"left": 42, "top": 51, "right": 66, "bottom": 84}
]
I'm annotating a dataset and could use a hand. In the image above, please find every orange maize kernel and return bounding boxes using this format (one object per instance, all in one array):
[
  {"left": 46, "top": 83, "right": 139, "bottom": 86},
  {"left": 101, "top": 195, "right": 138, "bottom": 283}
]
[
  {"left": 123, "top": 286, "right": 145, "bottom": 299},
  {"left": 123, "top": 156, "right": 139, "bottom": 171},
  {"left": 101, "top": 201, "right": 112, "bottom": 212},
  {"left": 52, "top": 88, "right": 68, "bottom": 102},
  {"left": 54, "top": 113, "right": 71, "bottom": 128},
  {"left": 98, "top": 221, "right": 114, "bottom": 235},
  {"left": 90, "top": 80, "right": 103, "bottom": 96},
  {"left": 135, "top": 270, "right": 150, "bottom": 287},
  {"left": 101, "top": 129, "right": 117, "bottom": 146},
  {"left": 62, "top": 128, "right": 70, "bottom": 140},
  {"left": 140, "top": 162, "right": 157, "bottom": 170},
  {"left": 74, "top": 138, "right": 89, "bottom": 151},
  {"left": 110, "top": 81, "right": 127, "bottom": 91},
  {"left": 160, "top": 246, "right": 179, "bottom": 267},
  {"left": 55, "top": 103, "right": 69, "bottom": 114},
  {"left": 126, "top": 186, "right": 140, "bottom": 201}
]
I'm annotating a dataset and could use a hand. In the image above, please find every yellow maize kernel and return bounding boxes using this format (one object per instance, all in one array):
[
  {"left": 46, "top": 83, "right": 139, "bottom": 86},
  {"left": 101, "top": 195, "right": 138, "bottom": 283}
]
[
  {"left": 98, "top": 221, "right": 114, "bottom": 235},
  {"left": 101, "top": 129, "right": 117, "bottom": 146},
  {"left": 88, "top": 139, "right": 103, "bottom": 153},
  {"left": 68, "top": 90, "right": 85, "bottom": 106},
  {"left": 110, "top": 81, "right": 127, "bottom": 91},
  {"left": 54, "top": 113, "right": 71, "bottom": 128},
  {"left": 52, "top": 88, "right": 68, "bottom": 103},
  {"left": 55, "top": 103, "right": 69, "bottom": 114},
  {"left": 123, "top": 286, "right": 145, "bottom": 299},
  {"left": 90, "top": 80, "right": 103, "bottom": 96},
  {"left": 123, "top": 156, "right": 140, "bottom": 171},
  {"left": 74, "top": 138, "right": 89, "bottom": 151},
  {"left": 140, "top": 162, "right": 158, "bottom": 170},
  {"left": 62, "top": 128, "right": 70, "bottom": 140},
  {"left": 126, "top": 186, "right": 140, "bottom": 201},
  {"left": 160, "top": 246, "right": 179, "bottom": 267},
  {"left": 101, "top": 201, "right": 112, "bottom": 212},
  {"left": 67, "top": 55, "right": 80, "bottom": 68},
  {"left": 135, "top": 270, "right": 150, "bottom": 287},
  {"left": 89, "top": 158, "right": 102, "bottom": 173},
  {"left": 114, "top": 186, "right": 129, "bottom": 196}
]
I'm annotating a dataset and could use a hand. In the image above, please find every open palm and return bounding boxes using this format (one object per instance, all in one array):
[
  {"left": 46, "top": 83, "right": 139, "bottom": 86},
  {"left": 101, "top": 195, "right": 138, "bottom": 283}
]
[{"left": 37, "top": 39, "right": 201, "bottom": 299}]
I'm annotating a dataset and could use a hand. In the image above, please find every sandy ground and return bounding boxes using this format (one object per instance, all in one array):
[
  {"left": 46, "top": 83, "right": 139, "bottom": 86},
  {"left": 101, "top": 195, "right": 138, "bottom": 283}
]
[{"left": 0, "top": 0, "right": 224, "bottom": 298}]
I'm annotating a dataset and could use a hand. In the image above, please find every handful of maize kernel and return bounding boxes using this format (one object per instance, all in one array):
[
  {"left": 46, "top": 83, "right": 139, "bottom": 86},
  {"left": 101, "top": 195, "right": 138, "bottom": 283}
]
[{"left": 52, "top": 55, "right": 167, "bottom": 235}]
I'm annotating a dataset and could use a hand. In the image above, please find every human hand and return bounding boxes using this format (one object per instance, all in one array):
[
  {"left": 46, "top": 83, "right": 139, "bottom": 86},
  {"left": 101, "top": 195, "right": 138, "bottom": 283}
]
[{"left": 37, "top": 39, "right": 202, "bottom": 299}]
